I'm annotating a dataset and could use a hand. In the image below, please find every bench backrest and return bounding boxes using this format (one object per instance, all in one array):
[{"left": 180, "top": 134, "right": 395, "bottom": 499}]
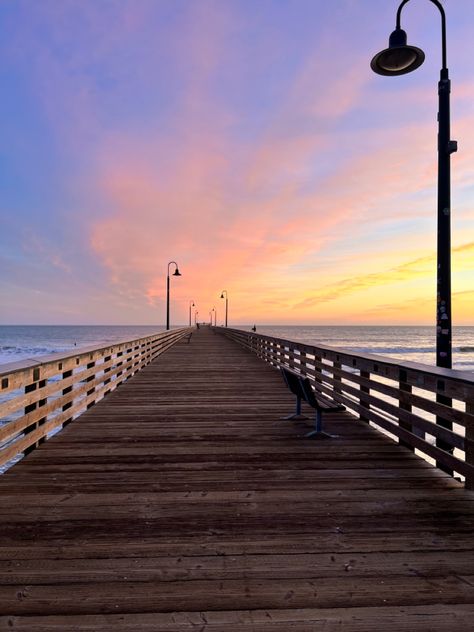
[
  {"left": 281, "top": 367, "right": 306, "bottom": 399},
  {"left": 298, "top": 376, "right": 320, "bottom": 410},
  {"left": 282, "top": 367, "right": 341, "bottom": 413},
  {"left": 281, "top": 367, "right": 326, "bottom": 411}
]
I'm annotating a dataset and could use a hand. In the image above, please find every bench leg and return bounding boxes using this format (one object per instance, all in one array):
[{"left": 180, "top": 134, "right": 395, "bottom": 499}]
[
  {"left": 305, "top": 411, "right": 337, "bottom": 439},
  {"left": 281, "top": 396, "right": 308, "bottom": 421}
]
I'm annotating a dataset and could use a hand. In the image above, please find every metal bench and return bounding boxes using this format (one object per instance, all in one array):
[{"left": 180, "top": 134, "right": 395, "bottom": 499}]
[
  {"left": 180, "top": 332, "right": 193, "bottom": 344},
  {"left": 280, "top": 367, "right": 345, "bottom": 439},
  {"left": 280, "top": 366, "right": 308, "bottom": 420}
]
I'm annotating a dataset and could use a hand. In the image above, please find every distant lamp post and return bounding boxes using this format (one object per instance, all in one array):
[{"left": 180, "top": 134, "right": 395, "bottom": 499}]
[
  {"left": 212, "top": 307, "right": 217, "bottom": 327},
  {"left": 220, "top": 290, "right": 228, "bottom": 327},
  {"left": 371, "top": 0, "right": 457, "bottom": 370},
  {"left": 194, "top": 311, "right": 199, "bottom": 325},
  {"left": 166, "top": 261, "right": 181, "bottom": 331},
  {"left": 188, "top": 300, "right": 195, "bottom": 327},
  {"left": 209, "top": 311, "right": 212, "bottom": 325}
]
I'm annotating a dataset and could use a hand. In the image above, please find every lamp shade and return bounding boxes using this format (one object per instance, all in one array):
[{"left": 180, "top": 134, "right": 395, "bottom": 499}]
[
  {"left": 371, "top": 28, "right": 425, "bottom": 76},
  {"left": 173, "top": 268, "right": 182, "bottom": 276}
]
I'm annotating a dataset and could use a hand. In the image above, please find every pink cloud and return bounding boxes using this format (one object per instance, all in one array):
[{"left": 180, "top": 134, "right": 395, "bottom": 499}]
[
  {"left": 83, "top": 16, "right": 474, "bottom": 324},
  {"left": 88, "top": 95, "right": 474, "bottom": 319}
]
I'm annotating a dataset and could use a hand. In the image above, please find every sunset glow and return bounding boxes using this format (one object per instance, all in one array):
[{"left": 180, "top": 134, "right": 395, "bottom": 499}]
[{"left": 0, "top": 0, "right": 473, "bottom": 325}]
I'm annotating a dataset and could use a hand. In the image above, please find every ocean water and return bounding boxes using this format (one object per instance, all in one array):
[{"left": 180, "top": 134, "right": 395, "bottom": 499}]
[
  {"left": 0, "top": 324, "right": 473, "bottom": 372},
  {"left": 0, "top": 325, "right": 164, "bottom": 367},
  {"left": 240, "top": 325, "right": 474, "bottom": 373}
]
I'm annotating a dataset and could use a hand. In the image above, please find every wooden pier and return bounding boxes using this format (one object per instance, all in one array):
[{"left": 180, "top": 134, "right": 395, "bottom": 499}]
[{"left": 1, "top": 326, "right": 474, "bottom": 630}]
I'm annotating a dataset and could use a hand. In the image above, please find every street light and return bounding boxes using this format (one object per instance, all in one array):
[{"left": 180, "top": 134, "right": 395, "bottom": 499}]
[
  {"left": 194, "top": 310, "right": 199, "bottom": 325},
  {"left": 371, "top": 0, "right": 457, "bottom": 370},
  {"left": 212, "top": 307, "right": 217, "bottom": 327},
  {"left": 220, "top": 290, "right": 228, "bottom": 327},
  {"left": 371, "top": 0, "right": 458, "bottom": 470},
  {"left": 209, "top": 311, "right": 212, "bottom": 325},
  {"left": 166, "top": 261, "right": 181, "bottom": 331},
  {"left": 188, "top": 300, "right": 195, "bottom": 327}
]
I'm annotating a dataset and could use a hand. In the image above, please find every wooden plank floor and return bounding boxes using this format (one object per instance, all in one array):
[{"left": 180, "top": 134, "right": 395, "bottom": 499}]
[{"left": 1, "top": 326, "right": 474, "bottom": 631}]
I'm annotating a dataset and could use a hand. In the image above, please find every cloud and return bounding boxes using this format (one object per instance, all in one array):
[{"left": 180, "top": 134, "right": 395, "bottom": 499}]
[
  {"left": 296, "top": 242, "right": 474, "bottom": 309},
  {"left": 87, "top": 82, "right": 474, "bottom": 322},
  {"left": 7, "top": 0, "right": 474, "bottom": 325}
]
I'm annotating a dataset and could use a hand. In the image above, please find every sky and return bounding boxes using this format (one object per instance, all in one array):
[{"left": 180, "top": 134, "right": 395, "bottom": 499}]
[{"left": 0, "top": 0, "right": 473, "bottom": 326}]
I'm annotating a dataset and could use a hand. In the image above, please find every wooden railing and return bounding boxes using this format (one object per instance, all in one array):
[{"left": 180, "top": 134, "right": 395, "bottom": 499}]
[
  {"left": 0, "top": 328, "right": 192, "bottom": 471},
  {"left": 216, "top": 327, "right": 474, "bottom": 489}
]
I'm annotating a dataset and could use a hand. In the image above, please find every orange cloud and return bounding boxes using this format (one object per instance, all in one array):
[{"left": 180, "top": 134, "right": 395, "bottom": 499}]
[{"left": 296, "top": 242, "right": 474, "bottom": 309}]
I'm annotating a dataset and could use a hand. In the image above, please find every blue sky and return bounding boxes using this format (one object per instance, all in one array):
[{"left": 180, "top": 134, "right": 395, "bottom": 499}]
[{"left": 0, "top": 0, "right": 473, "bottom": 325}]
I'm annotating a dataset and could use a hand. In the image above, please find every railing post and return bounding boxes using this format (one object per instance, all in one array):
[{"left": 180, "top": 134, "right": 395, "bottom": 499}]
[
  {"left": 288, "top": 346, "right": 295, "bottom": 370},
  {"left": 360, "top": 370, "right": 370, "bottom": 423},
  {"left": 135, "top": 345, "right": 141, "bottom": 370},
  {"left": 144, "top": 340, "right": 151, "bottom": 364},
  {"left": 300, "top": 350, "right": 307, "bottom": 376},
  {"left": 23, "top": 368, "right": 47, "bottom": 455},
  {"left": 116, "top": 351, "right": 124, "bottom": 380},
  {"left": 62, "top": 367, "right": 74, "bottom": 427},
  {"left": 466, "top": 400, "right": 474, "bottom": 490},
  {"left": 333, "top": 358, "right": 342, "bottom": 397},
  {"left": 399, "top": 369, "right": 414, "bottom": 450},
  {"left": 314, "top": 354, "right": 322, "bottom": 388},
  {"left": 268, "top": 339, "right": 273, "bottom": 364},
  {"left": 104, "top": 355, "right": 112, "bottom": 395},
  {"left": 436, "top": 379, "right": 453, "bottom": 476},
  {"left": 269, "top": 340, "right": 277, "bottom": 367},
  {"left": 86, "top": 360, "right": 96, "bottom": 409}
]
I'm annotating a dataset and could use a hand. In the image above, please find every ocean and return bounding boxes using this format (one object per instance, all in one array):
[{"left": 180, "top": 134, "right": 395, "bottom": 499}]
[
  {"left": 0, "top": 324, "right": 473, "bottom": 372},
  {"left": 241, "top": 325, "right": 474, "bottom": 372},
  {"left": 0, "top": 325, "right": 165, "bottom": 367}
]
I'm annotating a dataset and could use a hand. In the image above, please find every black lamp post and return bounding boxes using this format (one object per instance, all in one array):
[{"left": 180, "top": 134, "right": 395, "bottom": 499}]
[
  {"left": 212, "top": 307, "right": 217, "bottom": 327},
  {"left": 371, "top": 0, "right": 458, "bottom": 470},
  {"left": 371, "top": 0, "right": 457, "bottom": 370},
  {"left": 220, "top": 290, "right": 228, "bottom": 327},
  {"left": 166, "top": 261, "right": 181, "bottom": 330},
  {"left": 188, "top": 300, "right": 195, "bottom": 327},
  {"left": 194, "top": 310, "right": 199, "bottom": 325}
]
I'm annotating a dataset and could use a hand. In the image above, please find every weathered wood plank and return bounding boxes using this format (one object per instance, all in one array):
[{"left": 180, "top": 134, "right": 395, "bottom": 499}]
[
  {"left": 1, "top": 550, "right": 473, "bottom": 584},
  {"left": 3, "top": 605, "right": 474, "bottom": 632},
  {"left": 2, "top": 575, "right": 474, "bottom": 615}
]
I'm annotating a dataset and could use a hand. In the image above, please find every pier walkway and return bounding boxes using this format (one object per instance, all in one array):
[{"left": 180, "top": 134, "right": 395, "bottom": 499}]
[{"left": 1, "top": 327, "right": 474, "bottom": 630}]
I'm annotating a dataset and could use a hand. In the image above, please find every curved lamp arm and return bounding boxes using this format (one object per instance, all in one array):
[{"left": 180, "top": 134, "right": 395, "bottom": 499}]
[
  {"left": 396, "top": 0, "right": 447, "bottom": 69},
  {"left": 167, "top": 261, "right": 180, "bottom": 276}
]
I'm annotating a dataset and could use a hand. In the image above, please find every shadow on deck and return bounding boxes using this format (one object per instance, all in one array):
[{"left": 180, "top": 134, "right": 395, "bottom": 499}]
[{"left": 1, "top": 326, "right": 473, "bottom": 630}]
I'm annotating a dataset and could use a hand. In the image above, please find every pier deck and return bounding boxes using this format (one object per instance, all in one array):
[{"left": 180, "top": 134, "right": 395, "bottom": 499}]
[{"left": 0, "top": 327, "right": 474, "bottom": 630}]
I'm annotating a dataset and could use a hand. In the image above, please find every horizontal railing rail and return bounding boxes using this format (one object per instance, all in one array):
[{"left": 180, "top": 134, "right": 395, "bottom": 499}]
[
  {"left": 215, "top": 327, "right": 474, "bottom": 489},
  {"left": 0, "top": 327, "right": 192, "bottom": 471}
]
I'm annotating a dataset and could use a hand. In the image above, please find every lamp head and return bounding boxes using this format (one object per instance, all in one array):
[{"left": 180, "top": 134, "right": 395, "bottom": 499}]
[
  {"left": 220, "top": 293, "right": 224, "bottom": 299},
  {"left": 371, "top": 28, "right": 425, "bottom": 76},
  {"left": 173, "top": 267, "right": 181, "bottom": 277}
]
